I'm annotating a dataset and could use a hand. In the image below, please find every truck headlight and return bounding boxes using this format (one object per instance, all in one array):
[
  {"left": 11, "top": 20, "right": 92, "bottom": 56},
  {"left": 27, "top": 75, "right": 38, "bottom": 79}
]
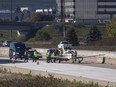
[{"left": 13, "top": 52, "right": 15, "bottom": 55}]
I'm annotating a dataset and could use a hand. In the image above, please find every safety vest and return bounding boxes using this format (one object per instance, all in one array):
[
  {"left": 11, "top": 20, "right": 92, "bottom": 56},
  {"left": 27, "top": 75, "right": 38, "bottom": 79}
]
[
  {"left": 59, "top": 50, "right": 62, "bottom": 56},
  {"left": 51, "top": 52, "right": 54, "bottom": 57},
  {"left": 34, "top": 50, "right": 38, "bottom": 57},
  {"left": 46, "top": 50, "right": 49, "bottom": 56}
]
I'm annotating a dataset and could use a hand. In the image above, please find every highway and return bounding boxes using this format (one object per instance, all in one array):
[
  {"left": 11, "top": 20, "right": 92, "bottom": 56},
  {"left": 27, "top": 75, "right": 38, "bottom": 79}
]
[{"left": 0, "top": 57, "right": 116, "bottom": 86}]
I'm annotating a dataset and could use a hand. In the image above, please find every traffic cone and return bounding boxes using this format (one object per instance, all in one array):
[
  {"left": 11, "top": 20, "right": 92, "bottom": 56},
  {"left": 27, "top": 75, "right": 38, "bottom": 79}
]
[{"left": 12, "top": 58, "right": 15, "bottom": 64}]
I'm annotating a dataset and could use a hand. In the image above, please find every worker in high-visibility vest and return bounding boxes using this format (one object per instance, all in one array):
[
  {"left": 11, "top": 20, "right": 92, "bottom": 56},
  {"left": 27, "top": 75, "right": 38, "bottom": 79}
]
[
  {"left": 46, "top": 50, "right": 52, "bottom": 63},
  {"left": 59, "top": 49, "right": 63, "bottom": 57},
  {"left": 51, "top": 51, "right": 55, "bottom": 58},
  {"left": 54, "top": 49, "right": 59, "bottom": 63},
  {"left": 51, "top": 51, "right": 55, "bottom": 63},
  {"left": 33, "top": 50, "right": 38, "bottom": 62}
]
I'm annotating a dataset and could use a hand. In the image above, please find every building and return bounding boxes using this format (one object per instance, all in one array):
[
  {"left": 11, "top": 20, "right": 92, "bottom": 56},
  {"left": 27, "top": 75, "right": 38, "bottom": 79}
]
[
  {"left": 56, "top": 0, "right": 75, "bottom": 22},
  {"left": 0, "top": 0, "right": 56, "bottom": 21},
  {"left": 97, "top": 0, "right": 116, "bottom": 20},
  {"left": 56, "top": 0, "right": 116, "bottom": 24}
]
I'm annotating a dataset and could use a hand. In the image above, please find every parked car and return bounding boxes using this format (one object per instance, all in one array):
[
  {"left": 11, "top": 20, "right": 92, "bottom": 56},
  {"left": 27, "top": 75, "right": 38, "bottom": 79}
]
[
  {"left": 26, "top": 47, "right": 34, "bottom": 58},
  {"left": 26, "top": 47, "right": 42, "bottom": 59},
  {"left": 2, "top": 40, "right": 12, "bottom": 47},
  {"left": 9, "top": 42, "right": 26, "bottom": 60}
]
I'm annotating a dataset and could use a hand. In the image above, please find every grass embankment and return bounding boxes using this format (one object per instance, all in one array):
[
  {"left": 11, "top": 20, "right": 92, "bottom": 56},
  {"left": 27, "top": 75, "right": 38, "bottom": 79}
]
[{"left": 0, "top": 67, "right": 108, "bottom": 87}]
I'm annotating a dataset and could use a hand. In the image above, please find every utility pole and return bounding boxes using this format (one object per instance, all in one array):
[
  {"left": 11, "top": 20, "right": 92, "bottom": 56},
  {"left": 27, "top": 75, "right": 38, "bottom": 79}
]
[
  {"left": 10, "top": 0, "right": 13, "bottom": 40},
  {"left": 61, "top": 0, "right": 65, "bottom": 38}
]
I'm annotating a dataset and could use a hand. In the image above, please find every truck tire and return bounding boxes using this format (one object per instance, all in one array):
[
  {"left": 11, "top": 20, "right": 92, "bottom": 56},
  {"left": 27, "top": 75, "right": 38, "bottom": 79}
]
[{"left": 59, "top": 59, "right": 61, "bottom": 63}]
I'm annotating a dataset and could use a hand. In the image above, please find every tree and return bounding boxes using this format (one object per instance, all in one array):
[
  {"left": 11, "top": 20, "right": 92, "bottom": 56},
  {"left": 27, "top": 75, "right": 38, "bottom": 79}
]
[
  {"left": 21, "top": 10, "right": 31, "bottom": 21},
  {"left": 14, "top": 15, "right": 19, "bottom": 22},
  {"left": 15, "top": 6, "right": 21, "bottom": 13},
  {"left": 0, "top": 18, "right": 3, "bottom": 22},
  {"left": 86, "top": 25, "right": 102, "bottom": 42},
  {"left": 106, "top": 18, "right": 116, "bottom": 37},
  {"left": 65, "top": 28, "right": 78, "bottom": 46},
  {"left": 35, "top": 31, "right": 51, "bottom": 41},
  {"left": 31, "top": 12, "right": 43, "bottom": 22}
]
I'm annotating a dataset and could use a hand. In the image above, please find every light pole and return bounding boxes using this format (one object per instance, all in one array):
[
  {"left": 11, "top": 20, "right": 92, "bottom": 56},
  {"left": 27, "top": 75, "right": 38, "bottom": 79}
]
[
  {"left": 10, "top": 0, "right": 13, "bottom": 40},
  {"left": 61, "top": 0, "right": 65, "bottom": 38},
  {"left": 11, "top": 0, "right": 12, "bottom": 21}
]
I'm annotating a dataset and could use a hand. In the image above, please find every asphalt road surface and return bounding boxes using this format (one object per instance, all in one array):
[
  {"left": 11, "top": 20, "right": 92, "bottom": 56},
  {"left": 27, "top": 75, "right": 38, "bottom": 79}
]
[{"left": 0, "top": 57, "right": 116, "bottom": 85}]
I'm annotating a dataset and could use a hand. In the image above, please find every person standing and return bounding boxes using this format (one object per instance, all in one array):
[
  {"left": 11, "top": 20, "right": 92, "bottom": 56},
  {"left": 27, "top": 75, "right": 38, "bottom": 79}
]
[
  {"left": 51, "top": 51, "right": 54, "bottom": 63},
  {"left": 46, "top": 50, "right": 51, "bottom": 63},
  {"left": 59, "top": 49, "right": 63, "bottom": 57},
  {"left": 37, "top": 52, "right": 41, "bottom": 64},
  {"left": 24, "top": 49, "right": 28, "bottom": 62},
  {"left": 33, "top": 50, "right": 38, "bottom": 62}
]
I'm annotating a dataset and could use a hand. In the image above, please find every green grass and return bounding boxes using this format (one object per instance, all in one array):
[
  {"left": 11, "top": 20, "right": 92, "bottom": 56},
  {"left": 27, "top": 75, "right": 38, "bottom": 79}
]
[
  {"left": 0, "top": 30, "right": 18, "bottom": 42},
  {"left": 0, "top": 67, "right": 110, "bottom": 87},
  {"left": 0, "top": 73, "right": 107, "bottom": 87}
]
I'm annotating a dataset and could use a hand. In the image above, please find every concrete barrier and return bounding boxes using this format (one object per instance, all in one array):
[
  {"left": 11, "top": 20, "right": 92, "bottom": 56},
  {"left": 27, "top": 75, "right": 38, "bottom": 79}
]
[
  {"left": 0, "top": 47, "right": 9, "bottom": 57},
  {"left": 0, "top": 47, "right": 116, "bottom": 65},
  {"left": 77, "top": 50, "right": 116, "bottom": 65}
]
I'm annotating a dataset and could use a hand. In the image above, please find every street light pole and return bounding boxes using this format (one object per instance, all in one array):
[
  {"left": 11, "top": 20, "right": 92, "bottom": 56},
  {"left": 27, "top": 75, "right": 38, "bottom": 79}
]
[
  {"left": 61, "top": 0, "right": 65, "bottom": 38},
  {"left": 10, "top": 0, "right": 13, "bottom": 40},
  {"left": 11, "top": 0, "right": 12, "bottom": 21}
]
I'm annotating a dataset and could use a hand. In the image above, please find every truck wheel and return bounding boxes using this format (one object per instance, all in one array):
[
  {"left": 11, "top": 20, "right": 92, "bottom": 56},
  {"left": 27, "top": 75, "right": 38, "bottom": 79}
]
[{"left": 59, "top": 59, "right": 61, "bottom": 63}]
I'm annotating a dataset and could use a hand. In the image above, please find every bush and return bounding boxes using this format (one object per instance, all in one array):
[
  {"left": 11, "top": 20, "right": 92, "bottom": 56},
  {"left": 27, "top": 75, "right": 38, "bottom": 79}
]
[
  {"left": 65, "top": 28, "right": 79, "bottom": 46},
  {"left": 86, "top": 25, "right": 102, "bottom": 43},
  {"left": 106, "top": 18, "right": 116, "bottom": 37},
  {"left": 35, "top": 31, "right": 51, "bottom": 41}
]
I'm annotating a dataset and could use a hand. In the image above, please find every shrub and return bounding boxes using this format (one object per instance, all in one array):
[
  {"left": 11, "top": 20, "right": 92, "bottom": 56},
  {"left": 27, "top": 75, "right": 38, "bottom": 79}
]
[
  {"left": 86, "top": 25, "right": 102, "bottom": 43},
  {"left": 65, "top": 28, "right": 79, "bottom": 46}
]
